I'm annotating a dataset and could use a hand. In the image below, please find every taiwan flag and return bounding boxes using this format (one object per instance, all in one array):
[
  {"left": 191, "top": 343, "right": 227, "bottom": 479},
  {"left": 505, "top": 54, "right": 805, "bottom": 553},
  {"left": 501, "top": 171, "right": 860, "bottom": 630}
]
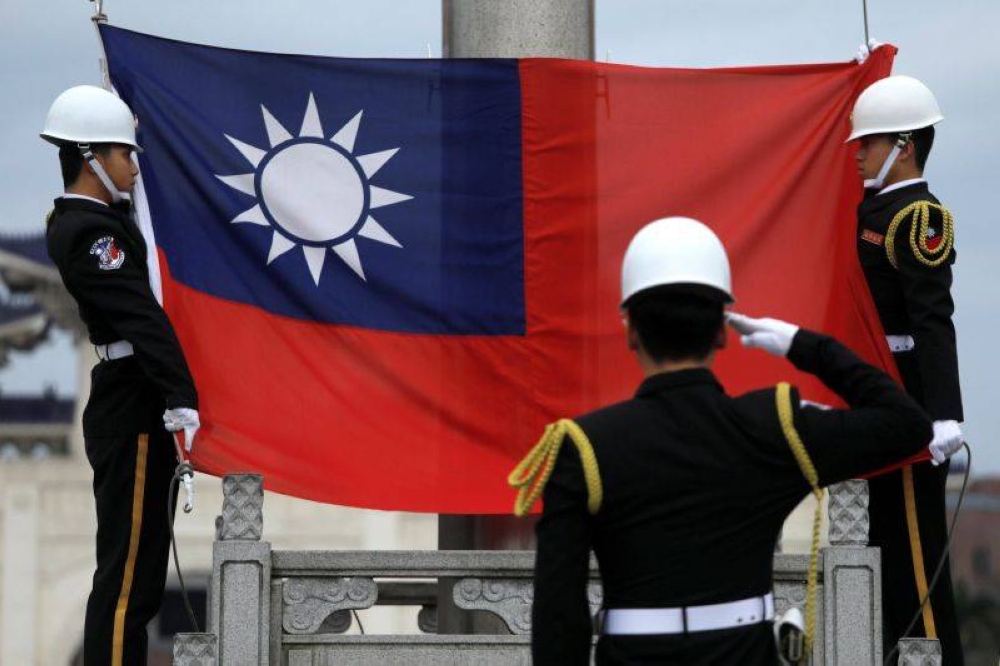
[{"left": 99, "top": 25, "right": 900, "bottom": 512}]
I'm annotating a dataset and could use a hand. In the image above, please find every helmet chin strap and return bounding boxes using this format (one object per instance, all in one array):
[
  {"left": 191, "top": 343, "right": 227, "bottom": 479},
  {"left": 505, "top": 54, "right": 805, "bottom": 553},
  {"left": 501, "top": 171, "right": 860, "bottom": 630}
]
[
  {"left": 864, "top": 132, "right": 912, "bottom": 191},
  {"left": 78, "top": 144, "right": 125, "bottom": 203}
]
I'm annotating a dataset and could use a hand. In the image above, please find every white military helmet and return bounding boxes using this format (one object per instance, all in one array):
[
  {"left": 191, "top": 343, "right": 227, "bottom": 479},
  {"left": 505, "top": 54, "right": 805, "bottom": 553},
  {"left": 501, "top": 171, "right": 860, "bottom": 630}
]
[
  {"left": 40, "top": 85, "right": 141, "bottom": 151},
  {"left": 620, "top": 217, "right": 734, "bottom": 306},
  {"left": 846, "top": 75, "right": 943, "bottom": 142}
]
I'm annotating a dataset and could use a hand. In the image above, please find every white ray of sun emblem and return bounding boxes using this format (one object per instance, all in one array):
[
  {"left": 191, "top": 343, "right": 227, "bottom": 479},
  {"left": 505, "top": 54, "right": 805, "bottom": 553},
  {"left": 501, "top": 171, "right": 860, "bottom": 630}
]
[{"left": 215, "top": 93, "right": 412, "bottom": 285}]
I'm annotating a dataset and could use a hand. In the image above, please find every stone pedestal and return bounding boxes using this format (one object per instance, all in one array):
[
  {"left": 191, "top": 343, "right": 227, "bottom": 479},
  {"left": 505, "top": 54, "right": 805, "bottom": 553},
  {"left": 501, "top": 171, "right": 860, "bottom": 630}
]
[
  {"left": 822, "top": 480, "right": 882, "bottom": 666},
  {"left": 208, "top": 474, "right": 270, "bottom": 665}
]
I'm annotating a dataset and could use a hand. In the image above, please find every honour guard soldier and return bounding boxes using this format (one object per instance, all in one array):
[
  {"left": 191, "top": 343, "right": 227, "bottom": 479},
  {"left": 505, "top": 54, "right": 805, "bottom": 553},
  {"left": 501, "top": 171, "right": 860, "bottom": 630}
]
[
  {"left": 511, "top": 217, "right": 933, "bottom": 665},
  {"left": 41, "top": 85, "right": 201, "bottom": 666},
  {"left": 850, "top": 75, "right": 966, "bottom": 662}
]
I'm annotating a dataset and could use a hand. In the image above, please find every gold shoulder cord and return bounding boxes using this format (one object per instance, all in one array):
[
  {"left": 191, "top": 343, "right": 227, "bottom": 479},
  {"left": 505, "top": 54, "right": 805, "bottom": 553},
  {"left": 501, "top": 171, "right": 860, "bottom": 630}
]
[
  {"left": 508, "top": 419, "right": 603, "bottom": 517},
  {"left": 885, "top": 201, "right": 955, "bottom": 269},
  {"left": 776, "top": 382, "right": 823, "bottom": 657}
]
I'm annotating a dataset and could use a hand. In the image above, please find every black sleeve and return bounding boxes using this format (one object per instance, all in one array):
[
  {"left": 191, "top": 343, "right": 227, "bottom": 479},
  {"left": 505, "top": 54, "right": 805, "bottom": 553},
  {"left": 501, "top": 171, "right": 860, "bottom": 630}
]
[
  {"left": 531, "top": 440, "right": 593, "bottom": 666},
  {"left": 68, "top": 227, "right": 197, "bottom": 409},
  {"left": 786, "top": 329, "right": 932, "bottom": 486},
  {"left": 894, "top": 220, "right": 963, "bottom": 421}
]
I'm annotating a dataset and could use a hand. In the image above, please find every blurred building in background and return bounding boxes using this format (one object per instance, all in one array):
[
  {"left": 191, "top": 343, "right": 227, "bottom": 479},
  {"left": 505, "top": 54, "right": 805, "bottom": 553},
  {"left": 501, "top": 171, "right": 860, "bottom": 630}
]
[{"left": 947, "top": 466, "right": 1000, "bottom": 663}]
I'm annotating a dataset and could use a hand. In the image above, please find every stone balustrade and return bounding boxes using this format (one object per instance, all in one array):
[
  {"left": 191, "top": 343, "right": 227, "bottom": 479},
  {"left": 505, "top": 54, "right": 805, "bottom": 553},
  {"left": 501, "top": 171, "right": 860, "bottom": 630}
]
[{"left": 175, "top": 475, "right": 939, "bottom": 665}]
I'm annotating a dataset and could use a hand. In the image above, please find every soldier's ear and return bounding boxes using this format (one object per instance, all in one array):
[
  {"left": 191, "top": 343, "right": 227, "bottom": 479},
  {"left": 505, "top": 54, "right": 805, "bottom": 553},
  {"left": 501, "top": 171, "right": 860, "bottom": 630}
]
[
  {"left": 622, "top": 311, "right": 640, "bottom": 352},
  {"left": 714, "top": 321, "right": 727, "bottom": 350},
  {"left": 898, "top": 139, "right": 916, "bottom": 164}
]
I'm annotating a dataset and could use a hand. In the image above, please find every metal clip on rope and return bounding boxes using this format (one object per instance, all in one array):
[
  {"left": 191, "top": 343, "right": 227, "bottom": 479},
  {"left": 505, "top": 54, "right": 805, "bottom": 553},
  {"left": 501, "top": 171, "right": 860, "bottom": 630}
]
[
  {"left": 90, "top": 0, "right": 107, "bottom": 23},
  {"left": 176, "top": 461, "right": 195, "bottom": 514}
]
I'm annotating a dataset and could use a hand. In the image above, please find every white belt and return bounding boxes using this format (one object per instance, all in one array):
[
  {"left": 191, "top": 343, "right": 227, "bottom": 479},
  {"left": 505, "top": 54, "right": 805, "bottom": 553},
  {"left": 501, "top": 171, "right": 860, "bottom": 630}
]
[
  {"left": 886, "top": 334, "right": 915, "bottom": 353},
  {"left": 95, "top": 340, "right": 134, "bottom": 361},
  {"left": 601, "top": 593, "right": 774, "bottom": 635}
]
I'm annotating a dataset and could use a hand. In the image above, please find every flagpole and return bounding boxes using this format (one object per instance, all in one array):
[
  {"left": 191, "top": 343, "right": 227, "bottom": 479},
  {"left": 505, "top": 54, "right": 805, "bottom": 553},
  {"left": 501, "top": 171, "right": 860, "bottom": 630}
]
[
  {"left": 862, "top": 0, "right": 871, "bottom": 45},
  {"left": 437, "top": 0, "right": 595, "bottom": 635},
  {"left": 88, "top": 0, "right": 112, "bottom": 90}
]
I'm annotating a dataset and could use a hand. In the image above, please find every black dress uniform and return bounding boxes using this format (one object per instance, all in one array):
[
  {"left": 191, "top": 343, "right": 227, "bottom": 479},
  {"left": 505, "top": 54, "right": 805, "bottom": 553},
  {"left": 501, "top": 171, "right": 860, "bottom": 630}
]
[
  {"left": 530, "top": 330, "right": 931, "bottom": 665},
  {"left": 46, "top": 196, "right": 197, "bottom": 666},
  {"left": 857, "top": 180, "right": 964, "bottom": 663}
]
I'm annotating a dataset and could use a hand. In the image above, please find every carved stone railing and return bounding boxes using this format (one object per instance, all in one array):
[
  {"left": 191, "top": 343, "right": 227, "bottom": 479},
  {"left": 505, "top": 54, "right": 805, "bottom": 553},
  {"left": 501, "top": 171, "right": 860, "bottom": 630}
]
[
  {"left": 173, "top": 632, "right": 217, "bottom": 666},
  {"left": 182, "top": 474, "right": 939, "bottom": 665},
  {"left": 896, "top": 638, "right": 942, "bottom": 666},
  {"left": 269, "top": 550, "right": 588, "bottom": 663},
  {"left": 452, "top": 577, "right": 603, "bottom": 634},
  {"left": 828, "top": 479, "right": 871, "bottom": 546},
  {"left": 282, "top": 577, "right": 378, "bottom": 634}
]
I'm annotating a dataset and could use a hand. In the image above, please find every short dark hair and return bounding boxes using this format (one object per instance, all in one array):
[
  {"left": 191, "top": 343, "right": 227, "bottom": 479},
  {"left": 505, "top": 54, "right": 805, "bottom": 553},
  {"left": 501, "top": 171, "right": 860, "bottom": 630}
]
[
  {"left": 58, "top": 143, "right": 111, "bottom": 188},
  {"left": 626, "top": 287, "right": 725, "bottom": 363},
  {"left": 908, "top": 125, "right": 935, "bottom": 171}
]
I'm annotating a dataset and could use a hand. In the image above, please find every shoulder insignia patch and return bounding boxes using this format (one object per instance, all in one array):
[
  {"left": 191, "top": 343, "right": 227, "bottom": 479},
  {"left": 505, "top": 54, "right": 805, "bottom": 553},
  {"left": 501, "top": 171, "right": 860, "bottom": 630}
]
[
  {"left": 884, "top": 201, "right": 954, "bottom": 269},
  {"left": 861, "top": 229, "right": 885, "bottom": 246},
  {"left": 90, "top": 236, "right": 126, "bottom": 271}
]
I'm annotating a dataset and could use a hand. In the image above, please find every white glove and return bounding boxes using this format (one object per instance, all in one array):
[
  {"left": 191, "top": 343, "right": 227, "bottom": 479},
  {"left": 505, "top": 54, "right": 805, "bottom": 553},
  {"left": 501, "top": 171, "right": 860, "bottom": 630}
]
[
  {"left": 854, "top": 38, "right": 885, "bottom": 64},
  {"left": 928, "top": 420, "right": 964, "bottom": 466},
  {"left": 163, "top": 407, "right": 200, "bottom": 452},
  {"left": 726, "top": 313, "right": 800, "bottom": 358}
]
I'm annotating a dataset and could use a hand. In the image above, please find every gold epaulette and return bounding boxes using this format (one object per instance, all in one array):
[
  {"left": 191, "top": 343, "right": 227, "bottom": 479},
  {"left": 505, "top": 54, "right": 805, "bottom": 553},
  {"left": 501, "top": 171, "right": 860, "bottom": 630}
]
[
  {"left": 44, "top": 208, "right": 55, "bottom": 228},
  {"left": 885, "top": 201, "right": 954, "bottom": 269},
  {"left": 776, "top": 383, "right": 822, "bottom": 658},
  {"left": 508, "top": 418, "right": 603, "bottom": 517}
]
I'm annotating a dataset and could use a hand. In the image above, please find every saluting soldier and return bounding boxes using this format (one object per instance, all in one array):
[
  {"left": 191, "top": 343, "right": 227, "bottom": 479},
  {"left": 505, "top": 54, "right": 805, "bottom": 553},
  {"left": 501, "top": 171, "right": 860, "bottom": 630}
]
[
  {"left": 511, "top": 217, "right": 934, "bottom": 665},
  {"left": 849, "top": 75, "right": 966, "bottom": 663},
  {"left": 41, "top": 85, "right": 201, "bottom": 666}
]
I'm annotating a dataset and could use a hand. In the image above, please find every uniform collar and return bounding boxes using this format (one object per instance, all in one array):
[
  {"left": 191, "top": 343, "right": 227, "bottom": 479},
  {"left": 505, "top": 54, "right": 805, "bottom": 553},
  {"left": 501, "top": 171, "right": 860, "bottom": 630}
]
[
  {"left": 635, "top": 367, "right": 722, "bottom": 398},
  {"left": 61, "top": 193, "right": 108, "bottom": 206},
  {"left": 54, "top": 195, "right": 130, "bottom": 221},
  {"left": 877, "top": 177, "right": 927, "bottom": 197},
  {"left": 858, "top": 180, "right": 930, "bottom": 219}
]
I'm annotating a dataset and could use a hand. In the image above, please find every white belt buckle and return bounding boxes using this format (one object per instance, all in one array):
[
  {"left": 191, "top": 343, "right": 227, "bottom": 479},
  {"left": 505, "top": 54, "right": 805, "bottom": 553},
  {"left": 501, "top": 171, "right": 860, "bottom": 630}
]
[{"left": 886, "top": 334, "right": 915, "bottom": 353}]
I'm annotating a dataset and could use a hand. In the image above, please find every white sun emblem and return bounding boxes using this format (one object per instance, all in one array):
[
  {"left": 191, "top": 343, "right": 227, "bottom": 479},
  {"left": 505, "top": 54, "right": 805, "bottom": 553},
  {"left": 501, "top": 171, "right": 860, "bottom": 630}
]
[{"left": 216, "top": 93, "right": 412, "bottom": 285}]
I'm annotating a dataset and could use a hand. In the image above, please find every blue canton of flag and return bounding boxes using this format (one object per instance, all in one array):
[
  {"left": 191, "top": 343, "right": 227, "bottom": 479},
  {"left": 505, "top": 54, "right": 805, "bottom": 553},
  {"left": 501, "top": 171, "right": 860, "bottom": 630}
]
[{"left": 100, "top": 26, "right": 525, "bottom": 335}]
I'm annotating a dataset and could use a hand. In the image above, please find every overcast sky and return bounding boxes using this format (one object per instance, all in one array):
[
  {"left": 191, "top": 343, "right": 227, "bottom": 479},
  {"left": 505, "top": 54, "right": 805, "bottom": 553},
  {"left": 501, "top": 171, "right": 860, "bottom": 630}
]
[{"left": 2, "top": 0, "right": 997, "bottom": 473}]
